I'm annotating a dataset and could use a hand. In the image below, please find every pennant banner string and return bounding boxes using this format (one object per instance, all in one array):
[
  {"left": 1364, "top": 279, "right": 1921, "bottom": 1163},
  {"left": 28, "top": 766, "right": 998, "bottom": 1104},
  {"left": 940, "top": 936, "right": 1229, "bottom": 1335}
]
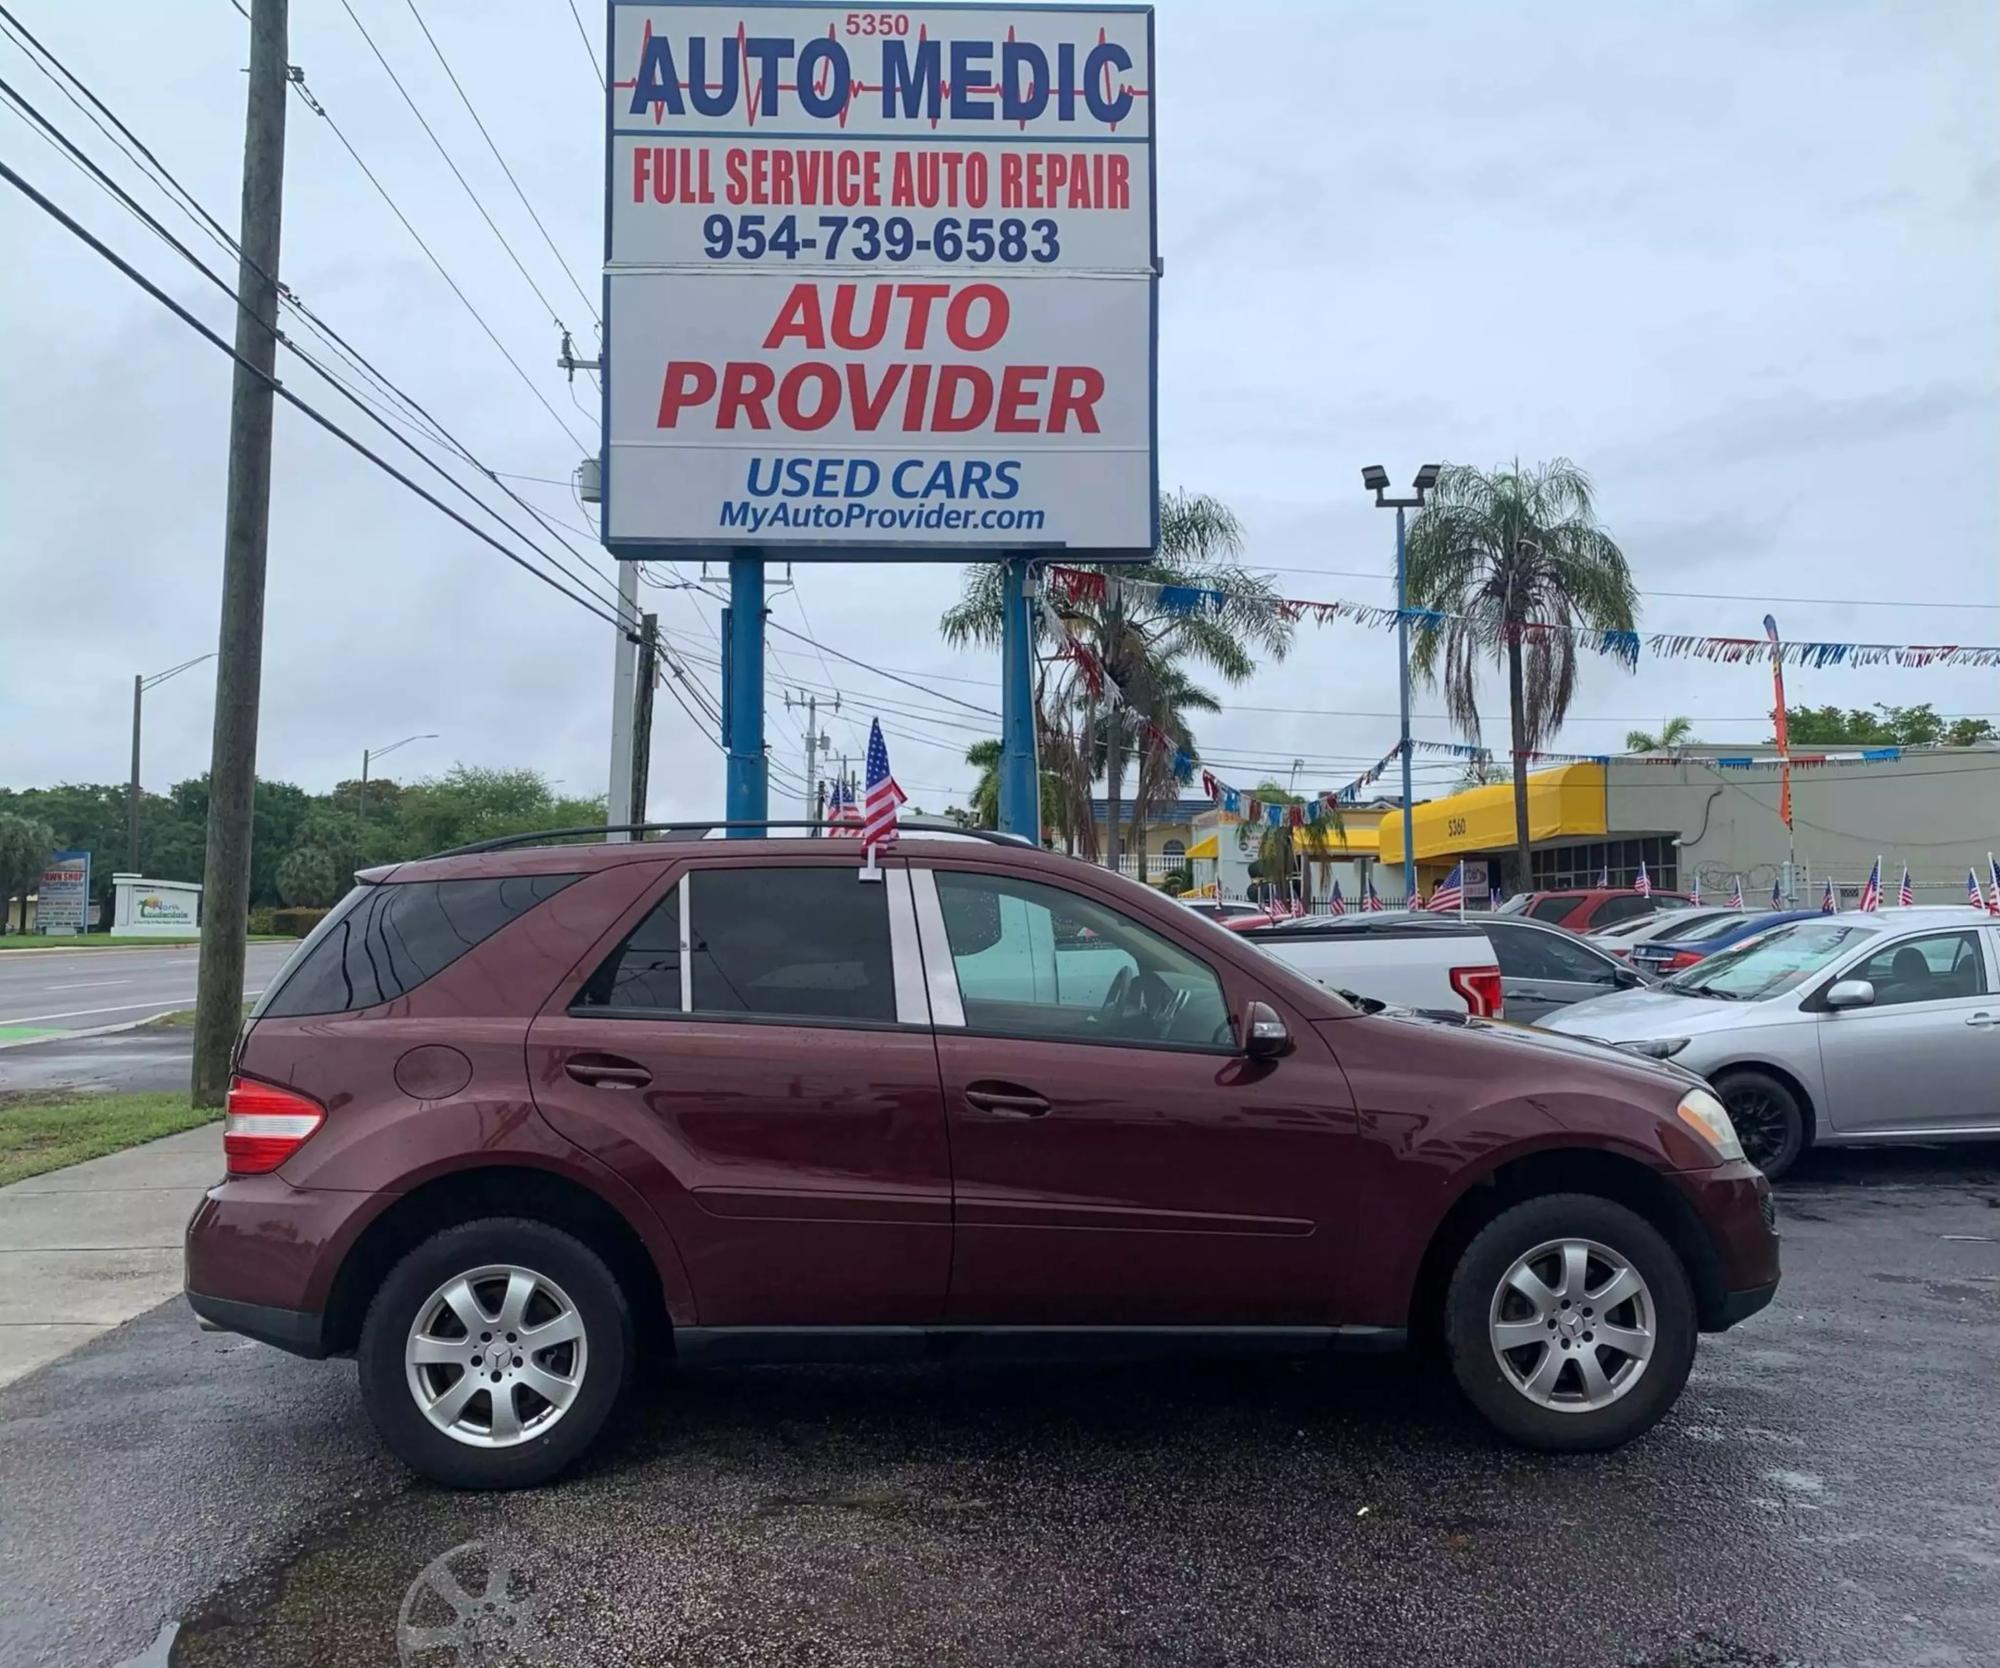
[{"left": 1044, "top": 567, "right": 2000, "bottom": 670}]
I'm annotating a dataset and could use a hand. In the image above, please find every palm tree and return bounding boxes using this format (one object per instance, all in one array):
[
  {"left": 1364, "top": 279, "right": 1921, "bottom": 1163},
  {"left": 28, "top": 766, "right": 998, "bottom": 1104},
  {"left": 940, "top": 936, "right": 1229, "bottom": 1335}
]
[
  {"left": 1234, "top": 782, "right": 1346, "bottom": 910},
  {"left": 1404, "top": 460, "right": 1639, "bottom": 888},
  {"left": 965, "top": 740, "right": 1002, "bottom": 829},
  {"left": 941, "top": 490, "right": 1292, "bottom": 870},
  {"left": 1122, "top": 657, "right": 1219, "bottom": 863},
  {"left": 1625, "top": 716, "right": 1695, "bottom": 753}
]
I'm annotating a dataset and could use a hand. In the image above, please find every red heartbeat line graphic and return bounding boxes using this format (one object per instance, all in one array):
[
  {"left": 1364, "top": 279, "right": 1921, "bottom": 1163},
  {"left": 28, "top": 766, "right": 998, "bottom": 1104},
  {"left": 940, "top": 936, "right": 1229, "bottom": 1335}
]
[{"left": 614, "top": 20, "right": 1149, "bottom": 132}]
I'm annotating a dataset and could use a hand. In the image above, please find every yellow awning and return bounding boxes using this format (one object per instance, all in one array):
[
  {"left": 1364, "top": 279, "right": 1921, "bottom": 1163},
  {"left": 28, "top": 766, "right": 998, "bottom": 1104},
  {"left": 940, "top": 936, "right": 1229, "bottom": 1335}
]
[
  {"left": 1186, "top": 833, "right": 1221, "bottom": 860},
  {"left": 1374, "top": 764, "right": 1607, "bottom": 862}
]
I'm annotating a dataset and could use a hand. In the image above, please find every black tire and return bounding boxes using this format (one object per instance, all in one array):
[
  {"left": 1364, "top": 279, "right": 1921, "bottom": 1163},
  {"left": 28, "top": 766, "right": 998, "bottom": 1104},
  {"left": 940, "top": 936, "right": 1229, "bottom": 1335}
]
[
  {"left": 1711, "top": 1068, "right": 1807, "bottom": 1180},
  {"left": 358, "top": 1217, "right": 632, "bottom": 1490},
  {"left": 1443, "top": 1193, "right": 1697, "bottom": 1453}
]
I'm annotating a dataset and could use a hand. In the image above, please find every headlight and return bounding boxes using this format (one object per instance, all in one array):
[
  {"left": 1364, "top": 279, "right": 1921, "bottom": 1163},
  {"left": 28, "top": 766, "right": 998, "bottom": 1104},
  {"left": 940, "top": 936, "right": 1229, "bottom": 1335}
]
[
  {"left": 1676, "top": 1087, "right": 1745, "bottom": 1164},
  {"left": 1617, "top": 1037, "right": 1690, "bottom": 1060}
]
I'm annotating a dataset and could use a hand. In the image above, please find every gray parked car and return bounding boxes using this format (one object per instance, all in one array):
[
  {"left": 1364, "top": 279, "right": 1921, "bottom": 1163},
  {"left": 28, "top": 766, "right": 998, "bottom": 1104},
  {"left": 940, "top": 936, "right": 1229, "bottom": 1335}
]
[{"left": 1546, "top": 906, "right": 2000, "bottom": 1177}]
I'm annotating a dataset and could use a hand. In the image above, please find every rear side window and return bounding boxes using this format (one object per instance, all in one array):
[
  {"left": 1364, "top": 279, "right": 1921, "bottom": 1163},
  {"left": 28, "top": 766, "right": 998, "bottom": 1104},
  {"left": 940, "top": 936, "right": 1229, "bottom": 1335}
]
[
  {"left": 575, "top": 866, "right": 894, "bottom": 1025},
  {"left": 1529, "top": 897, "right": 1577, "bottom": 923},
  {"left": 1592, "top": 895, "right": 1654, "bottom": 927},
  {"left": 261, "top": 875, "right": 579, "bottom": 1017}
]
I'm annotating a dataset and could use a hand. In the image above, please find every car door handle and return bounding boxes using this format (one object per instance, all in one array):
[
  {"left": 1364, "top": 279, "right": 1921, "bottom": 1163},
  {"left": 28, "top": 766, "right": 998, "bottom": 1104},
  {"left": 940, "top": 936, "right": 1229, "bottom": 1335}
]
[
  {"left": 963, "top": 1082, "right": 1052, "bottom": 1118},
  {"left": 564, "top": 1055, "right": 653, "bottom": 1089},
  {"left": 1966, "top": 1013, "right": 1999, "bottom": 1029}
]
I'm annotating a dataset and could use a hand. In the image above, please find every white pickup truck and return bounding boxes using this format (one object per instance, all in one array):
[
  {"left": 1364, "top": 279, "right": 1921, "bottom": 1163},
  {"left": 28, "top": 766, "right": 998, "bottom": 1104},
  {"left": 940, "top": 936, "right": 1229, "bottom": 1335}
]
[{"left": 1242, "top": 912, "right": 1653, "bottom": 1022}]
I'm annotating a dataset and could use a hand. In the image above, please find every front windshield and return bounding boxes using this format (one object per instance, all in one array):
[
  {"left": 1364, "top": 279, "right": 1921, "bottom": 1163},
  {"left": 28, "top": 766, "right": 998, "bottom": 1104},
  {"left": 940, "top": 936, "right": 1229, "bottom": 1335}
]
[{"left": 1667, "top": 920, "right": 1877, "bottom": 1000}]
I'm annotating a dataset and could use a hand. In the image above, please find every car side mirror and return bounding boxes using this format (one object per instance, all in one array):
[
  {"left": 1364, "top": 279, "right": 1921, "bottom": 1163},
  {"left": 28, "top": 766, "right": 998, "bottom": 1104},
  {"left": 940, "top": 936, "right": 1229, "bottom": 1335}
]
[
  {"left": 1824, "top": 978, "right": 1875, "bottom": 1010},
  {"left": 1614, "top": 965, "right": 1647, "bottom": 988},
  {"left": 1243, "top": 1000, "right": 1293, "bottom": 1060}
]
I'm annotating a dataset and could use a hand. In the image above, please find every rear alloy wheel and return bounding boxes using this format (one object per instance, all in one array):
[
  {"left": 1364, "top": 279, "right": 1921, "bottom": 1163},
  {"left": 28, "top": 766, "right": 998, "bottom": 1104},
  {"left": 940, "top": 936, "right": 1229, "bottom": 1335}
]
[
  {"left": 1711, "top": 1070, "right": 1806, "bottom": 1180},
  {"left": 1444, "top": 1193, "right": 1696, "bottom": 1452},
  {"left": 359, "top": 1218, "right": 631, "bottom": 1489}
]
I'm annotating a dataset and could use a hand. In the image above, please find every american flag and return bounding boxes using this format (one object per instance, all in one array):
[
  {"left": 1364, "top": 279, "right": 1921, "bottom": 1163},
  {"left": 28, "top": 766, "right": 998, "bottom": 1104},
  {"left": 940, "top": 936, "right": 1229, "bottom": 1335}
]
[
  {"left": 1489, "top": 885, "right": 1503, "bottom": 911},
  {"left": 825, "top": 777, "right": 862, "bottom": 836},
  {"left": 1288, "top": 886, "right": 1307, "bottom": 918},
  {"left": 1364, "top": 880, "right": 1385, "bottom": 912},
  {"left": 1898, "top": 865, "right": 1914, "bottom": 907},
  {"left": 861, "top": 719, "right": 905, "bottom": 854},
  {"left": 1634, "top": 860, "right": 1651, "bottom": 899},
  {"left": 1597, "top": 862, "right": 1610, "bottom": 888},
  {"left": 1971, "top": 868, "right": 1985, "bottom": 910},
  {"left": 1821, "top": 876, "right": 1838, "bottom": 914},
  {"left": 1729, "top": 875, "right": 1744, "bottom": 909},
  {"left": 1428, "top": 862, "right": 1466, "bottom": 914},
  {"left": 1858, "top": 857, "right": 1881, "bottom": 913},
  {"left": 1328, "top": 879, "right": 1346, "bottom": 916},
  {"left": 1689, "top": 873, "right": 1701, "bottom": 906},
  {"left": 1989, "top": 853, "right": 2000, "bottom": 917}
]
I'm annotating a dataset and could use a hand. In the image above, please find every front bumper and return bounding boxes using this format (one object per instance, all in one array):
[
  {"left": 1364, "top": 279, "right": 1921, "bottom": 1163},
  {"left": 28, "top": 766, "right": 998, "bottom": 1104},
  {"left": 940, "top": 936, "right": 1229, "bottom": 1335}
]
[{"left": 1668, "top": 1160, "right": 1781, "bottom": 1332}]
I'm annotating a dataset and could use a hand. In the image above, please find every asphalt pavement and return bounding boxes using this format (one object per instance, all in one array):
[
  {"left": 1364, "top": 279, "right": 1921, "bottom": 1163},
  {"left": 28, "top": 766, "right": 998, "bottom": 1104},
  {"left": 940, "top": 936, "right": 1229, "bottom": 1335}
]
[
  {"left": 1, "top": 1142, "right": 1995, "bottom": 1668},
  {"left": 0, "top": 941, "right": 294, "bottom": 1071}
]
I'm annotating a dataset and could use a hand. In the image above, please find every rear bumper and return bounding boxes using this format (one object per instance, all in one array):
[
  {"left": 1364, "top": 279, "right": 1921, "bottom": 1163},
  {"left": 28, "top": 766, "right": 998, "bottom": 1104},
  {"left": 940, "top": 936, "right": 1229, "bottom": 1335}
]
[{"left": 186, "top": 1290, "right": 330, "bottom": 1358}]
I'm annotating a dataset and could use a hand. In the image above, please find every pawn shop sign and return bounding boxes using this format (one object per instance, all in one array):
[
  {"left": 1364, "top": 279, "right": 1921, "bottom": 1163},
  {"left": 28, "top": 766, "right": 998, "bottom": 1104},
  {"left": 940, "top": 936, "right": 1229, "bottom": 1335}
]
[{"left": 601, "top": 3, "right": 1158, "bottom": 560}]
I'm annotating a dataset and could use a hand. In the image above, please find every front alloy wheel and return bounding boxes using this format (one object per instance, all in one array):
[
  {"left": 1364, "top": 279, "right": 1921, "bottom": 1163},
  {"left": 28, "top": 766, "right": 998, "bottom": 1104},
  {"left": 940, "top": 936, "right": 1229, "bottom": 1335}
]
[
  {"left": 1488, "top": 1237, "right": 1655, "bottom": 1412},
  {"left": 1444, "top": 1193, "right": 1696, "bottom": 1452},
  {"left": 406, "top": 1264, "right": 588, "bottom": 1448}
]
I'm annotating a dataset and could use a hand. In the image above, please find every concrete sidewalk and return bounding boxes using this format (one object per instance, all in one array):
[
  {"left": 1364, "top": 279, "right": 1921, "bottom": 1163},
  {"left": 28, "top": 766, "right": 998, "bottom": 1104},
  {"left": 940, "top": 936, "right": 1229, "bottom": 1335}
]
[{"left": 0, "top": 1125, "right": 218, "bottom": 1388}]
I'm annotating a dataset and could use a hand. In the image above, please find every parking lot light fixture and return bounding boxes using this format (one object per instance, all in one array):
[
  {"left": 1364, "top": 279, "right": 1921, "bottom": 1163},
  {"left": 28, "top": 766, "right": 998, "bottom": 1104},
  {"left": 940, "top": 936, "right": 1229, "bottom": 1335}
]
[{"left": 1365, "top": 465, "right": 1445, "bottom": 903}]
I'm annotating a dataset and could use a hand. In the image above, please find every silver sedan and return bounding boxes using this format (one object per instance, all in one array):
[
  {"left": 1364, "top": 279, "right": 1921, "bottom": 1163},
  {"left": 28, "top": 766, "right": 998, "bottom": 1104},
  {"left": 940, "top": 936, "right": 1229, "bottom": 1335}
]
[{"left": 1544, "top": 906, "right": 2000, "bottom": 1177}]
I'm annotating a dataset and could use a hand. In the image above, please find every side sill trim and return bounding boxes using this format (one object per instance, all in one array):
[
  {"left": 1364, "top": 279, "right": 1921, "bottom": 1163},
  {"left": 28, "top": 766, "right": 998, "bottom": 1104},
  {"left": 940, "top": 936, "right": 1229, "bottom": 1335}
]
[{"left": 672, "top": 1324, "right": 1407, "bottom": 1367}]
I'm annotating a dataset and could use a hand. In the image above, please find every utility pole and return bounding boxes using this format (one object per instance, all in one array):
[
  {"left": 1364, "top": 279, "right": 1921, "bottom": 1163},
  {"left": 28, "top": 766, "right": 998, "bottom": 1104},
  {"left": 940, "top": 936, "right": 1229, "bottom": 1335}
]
[
  {"left": 129, "top": 652, "right": 217, "bottom": 874},
  {"left": 784, "top": 689, "right": 838, "bottom": 821},
  {"left": 630, "top": 612, "right": 659, "bottom": 826},
  {"left": 605, "top": 564, "right": 639, "bottom": 840},
  {"left": 997, "top": 558, "right": 1040, "bottom": 840},
  {"left": 191, "top": 0, "right": 289, "bottom": 1108},
  {"left": 1363, "top": 465, "right": 1442, "bottom": 905}
]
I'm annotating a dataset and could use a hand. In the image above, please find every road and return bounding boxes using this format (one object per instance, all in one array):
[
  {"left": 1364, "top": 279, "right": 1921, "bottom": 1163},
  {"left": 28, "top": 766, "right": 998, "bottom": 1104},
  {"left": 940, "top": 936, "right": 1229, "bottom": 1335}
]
[
  {"left": 1, "top": 1142, "right": 1995, "bottom": 1668},
  {"left": 0, "top": 942, "right": 295, "bottom": 1056}
]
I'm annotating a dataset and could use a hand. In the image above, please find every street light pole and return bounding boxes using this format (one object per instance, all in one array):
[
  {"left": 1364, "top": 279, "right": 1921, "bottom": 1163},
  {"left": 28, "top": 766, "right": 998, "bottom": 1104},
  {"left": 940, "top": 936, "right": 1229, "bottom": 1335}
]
[
  {"left": 357, "top": 733, "right": 436, "bottom": 841},
  {"left": 129, "top": 653, "right": 217, "bottom": 873},
  {"left": 1364, "top": 464, "right": 1443, "bottom": 906}
]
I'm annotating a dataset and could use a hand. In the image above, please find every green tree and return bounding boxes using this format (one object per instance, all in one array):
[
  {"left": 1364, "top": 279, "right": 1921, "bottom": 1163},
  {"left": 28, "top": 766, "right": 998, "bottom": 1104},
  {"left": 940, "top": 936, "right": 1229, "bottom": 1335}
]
[
  {"left": 1778, "top": 702, "right": 1995, "bottom": 749},
  {"left": 275, "top": 844, "right": 341, "bottom": 907},
  {"left": 1625, "top": 716, "right": 1696, "bottom": 752},
  {"left": 0, "top": 811, "right": 58, "bottom": 934},
  {"left": 387, "top": 766, "right": 606, "bottom": 855},
  {"left": 940, "top": 490, "right": 1291, "bottom": 868},
  {"left": 1234, "top": 782, "right": 1346, "bottom": 910},
  {"left": 1404, "top": 459, "right": 1639, "bottom": 887}
]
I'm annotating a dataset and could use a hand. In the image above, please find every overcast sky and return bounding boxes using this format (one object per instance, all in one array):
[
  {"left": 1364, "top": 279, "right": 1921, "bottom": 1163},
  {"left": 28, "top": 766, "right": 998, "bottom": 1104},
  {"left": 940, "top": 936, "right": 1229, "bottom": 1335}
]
[{"left": 2, "top": 0, "right": 1995, "bottom": 820}]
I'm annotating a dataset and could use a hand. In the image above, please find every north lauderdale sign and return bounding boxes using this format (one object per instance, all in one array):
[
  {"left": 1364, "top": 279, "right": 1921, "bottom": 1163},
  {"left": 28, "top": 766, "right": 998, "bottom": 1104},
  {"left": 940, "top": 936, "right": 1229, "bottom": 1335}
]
[{"left": 602, "top": 3, "right": 1156, "bottom": 558}]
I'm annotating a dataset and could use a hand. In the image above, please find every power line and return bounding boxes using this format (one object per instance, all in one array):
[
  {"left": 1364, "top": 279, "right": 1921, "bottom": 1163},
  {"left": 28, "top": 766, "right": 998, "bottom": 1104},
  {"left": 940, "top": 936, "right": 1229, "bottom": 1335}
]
[
  {"left": 0, "top": 74, "right": 636, "bottom": 629},
  {"left": 0, "top": 156, "right": 630, "bottom": 633},
  {"left": 286, "top": 67, "right": 590, "bottom": 453},
  {"left": 335, "top": 1, "right": 584, "bottom": 341},
  {"left": 563, "top": 0, "right": 605, "bottom": 91},
  {"left": 400, "top": 0, "right": 600, "bottom": 327},
  {"left": 0, "top": 14, "right": 630, "bottom": 618}
]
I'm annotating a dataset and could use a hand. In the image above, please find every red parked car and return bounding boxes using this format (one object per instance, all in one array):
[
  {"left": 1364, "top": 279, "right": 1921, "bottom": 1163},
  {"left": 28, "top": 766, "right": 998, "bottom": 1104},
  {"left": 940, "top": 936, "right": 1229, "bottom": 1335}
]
[
  {"left": 1503, "top": 888, "right": 1692, "bottom": 932},
  {"left": 187, "top": 830, "right": 1777, "bottom": 1488}
]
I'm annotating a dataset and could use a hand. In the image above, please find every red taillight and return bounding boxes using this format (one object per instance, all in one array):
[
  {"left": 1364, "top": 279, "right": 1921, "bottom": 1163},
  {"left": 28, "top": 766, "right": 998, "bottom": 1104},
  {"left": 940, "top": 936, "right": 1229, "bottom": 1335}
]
[
  {"left": 1665, "top": 949, "right": 1705, "bottom": 971},
  {"left": 223, "top": 1077, "right": 325, "bottom": 1176},
  {"left": 1449, "top": 964, "right": 1505, "bottom": 1019}
]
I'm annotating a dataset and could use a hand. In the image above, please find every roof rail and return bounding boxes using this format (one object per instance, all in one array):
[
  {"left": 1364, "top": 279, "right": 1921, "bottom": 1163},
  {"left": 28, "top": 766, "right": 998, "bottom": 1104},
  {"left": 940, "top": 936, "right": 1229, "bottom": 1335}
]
[{"left": 425, "top": 820, "right": 1038, "bottom": 860}]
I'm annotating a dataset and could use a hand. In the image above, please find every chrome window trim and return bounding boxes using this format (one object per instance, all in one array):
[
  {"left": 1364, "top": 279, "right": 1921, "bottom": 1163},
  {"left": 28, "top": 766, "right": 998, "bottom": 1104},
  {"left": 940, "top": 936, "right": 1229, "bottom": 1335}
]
[
  {"left": 885, "top": 865, "right": 931, "bottom": 1026},
  {"left": 908, "top": 866, "right": 966, "bottom": 1029},
  {"left": 677, "top": 870, "right": 692, "bottom": 1012}
]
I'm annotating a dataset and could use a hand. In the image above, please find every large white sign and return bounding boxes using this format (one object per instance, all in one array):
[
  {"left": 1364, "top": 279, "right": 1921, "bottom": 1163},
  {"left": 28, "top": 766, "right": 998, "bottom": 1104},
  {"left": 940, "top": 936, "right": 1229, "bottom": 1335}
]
[{"left": 602, "top": 2, "right": 1156, "bottom": 557}]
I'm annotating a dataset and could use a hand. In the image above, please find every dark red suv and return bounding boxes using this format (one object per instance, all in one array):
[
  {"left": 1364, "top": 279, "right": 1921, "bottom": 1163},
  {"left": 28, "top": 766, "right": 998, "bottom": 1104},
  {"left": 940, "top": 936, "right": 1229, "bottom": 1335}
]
[{"left": 186, "top": 830, "right": 1777, "bottom": 1488}]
